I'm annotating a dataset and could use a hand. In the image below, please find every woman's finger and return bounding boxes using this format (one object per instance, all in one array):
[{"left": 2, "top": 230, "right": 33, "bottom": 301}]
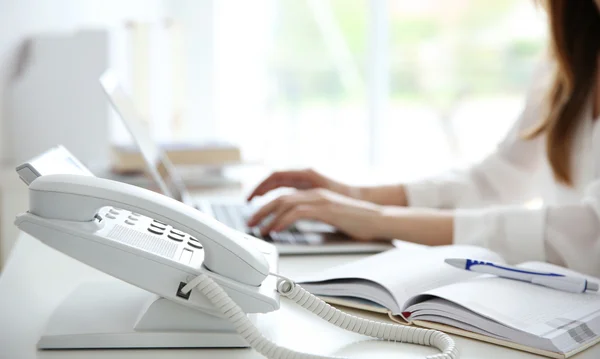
[
  {"left": 246, "top": 170, "right": 318, "bottom": 201},
  {"left": 246, "top": 172, "right": 298, "bottom": 201},
  {"left": 264, "top": 205, "right": 324, "bottom": 234},
  {"left": 248, "top": 191, "right": 322, "bottom": 227},
  {"left": 246, "top": 196, "right": 282, "bottom": 227}
]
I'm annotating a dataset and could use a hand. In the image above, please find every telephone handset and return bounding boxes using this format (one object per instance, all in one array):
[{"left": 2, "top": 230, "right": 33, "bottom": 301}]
[
  {"left": 17, "top": 173, "right": 458, "bottom": 359},
  {"left": 25, "top": 173, "right": 268, "bottom": 286},
  {"left": 17, "top": 173, "right": 279, "bottom": 316}
]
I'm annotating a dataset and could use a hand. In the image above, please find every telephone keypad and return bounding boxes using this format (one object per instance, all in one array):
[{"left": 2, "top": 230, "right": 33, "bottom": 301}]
[{"left": 103, "top": 207, "right": 204, "bottom": 268}]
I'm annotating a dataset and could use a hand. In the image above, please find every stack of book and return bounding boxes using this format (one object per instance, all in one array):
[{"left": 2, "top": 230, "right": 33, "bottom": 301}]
[
  {"left": 108, "top": 141, "right": 245, "bottom": 189},
  {"left": 110, "top": 141, "right": 242, "bottom": 174}
]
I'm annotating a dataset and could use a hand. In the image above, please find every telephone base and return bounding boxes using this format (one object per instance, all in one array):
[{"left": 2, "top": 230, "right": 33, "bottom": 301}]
[{"left": 38, "top": 280, "right": 251, "bottom": 349}]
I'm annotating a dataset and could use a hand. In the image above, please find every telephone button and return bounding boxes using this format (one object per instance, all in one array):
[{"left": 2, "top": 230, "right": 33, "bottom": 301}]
[
  {"left": 167, "top": 233, "right": 184, "bottom": 242},
  {"left": 125, "top": 220, "right": 136, "bottom": 226},
  {"left": 130, "top": 212, "right": 141, "bottom": 217},
  {"left": 188, "top": 241, "right": 203, "bottom": 249},
  {"left": 106, "top": 213, "right": 117, "bottom": 220},
  {"left": 179, "top": 248, "right": 193, "bottom": 265},
  {"left": 148, "top": 227, "right": 164, "bottom": 236},
  {"left": 109, "top": 209, "right": 119, "bottom": 215},
  {"left": 128, "top": 215, "right": 139, "bottom": 221},
  {"left": 168, "top": 231, "right": 184, "bottom": 239},
  {"left": 170, "top": 228, "right": 185, "bottom": 236},
  {"left": 189, "top": 236, "right": 199, "bottom": 242},
  {"left": 153, "top": 219, "right": 167, "bottom": 226},
  {"left": 150, "top": 222, "right": 167, "bottom": 230}
]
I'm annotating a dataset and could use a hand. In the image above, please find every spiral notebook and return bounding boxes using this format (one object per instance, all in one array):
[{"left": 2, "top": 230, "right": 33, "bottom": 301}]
[{"left": 296, "top": 245, "right": 600, "bottom": 358}]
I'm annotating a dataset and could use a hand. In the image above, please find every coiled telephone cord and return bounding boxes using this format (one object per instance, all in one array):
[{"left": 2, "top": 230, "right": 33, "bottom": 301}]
[{"left": 181, "top": 273, "right": 459, "bottom": 359}]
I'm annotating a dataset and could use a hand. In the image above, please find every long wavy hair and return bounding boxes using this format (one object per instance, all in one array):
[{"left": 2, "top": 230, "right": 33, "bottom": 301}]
[{"left": 523, "top": 0, "right": 600, "bottom": 185}]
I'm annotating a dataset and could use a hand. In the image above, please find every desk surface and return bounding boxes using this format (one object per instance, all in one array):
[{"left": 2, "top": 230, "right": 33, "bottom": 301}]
[{"left": 1, "top": 234, "right": 598, "bottom": 359}]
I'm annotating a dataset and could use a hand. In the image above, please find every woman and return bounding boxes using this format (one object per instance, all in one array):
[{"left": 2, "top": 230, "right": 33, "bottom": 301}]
[{"left": 246, "top": 0, "right": 600, "bottom": 277}]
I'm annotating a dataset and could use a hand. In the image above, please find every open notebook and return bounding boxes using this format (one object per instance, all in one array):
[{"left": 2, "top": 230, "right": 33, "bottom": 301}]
[{"left": 296, "top": 245, "right": 600, "bottom": 358}]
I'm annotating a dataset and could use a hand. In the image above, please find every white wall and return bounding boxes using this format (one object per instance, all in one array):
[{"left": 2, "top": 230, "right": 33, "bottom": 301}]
[
  {"left": 0, "top": 0, "right": 165, "bottom": 165},
  {"left": 0, "top": 0, "right": 165, "bottom": 267}
]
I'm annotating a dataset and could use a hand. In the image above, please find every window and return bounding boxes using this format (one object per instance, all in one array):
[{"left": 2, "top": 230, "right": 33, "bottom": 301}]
[
  {"left": 385, "top": 0, "right": 546, "bottom": 179},
  {"left": 117, "top": 0, "right": 547, "bottom": 183}
]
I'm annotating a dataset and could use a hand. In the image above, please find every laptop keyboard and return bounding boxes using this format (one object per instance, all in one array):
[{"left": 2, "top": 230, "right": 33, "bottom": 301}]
[{"left": 209, "top": 203, "right": 312, "bottom": 244}]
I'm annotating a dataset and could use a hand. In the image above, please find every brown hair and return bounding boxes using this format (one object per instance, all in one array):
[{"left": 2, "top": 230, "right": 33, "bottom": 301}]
[{"left": 524, "top": 0, "right": 600, "bottom": 185}]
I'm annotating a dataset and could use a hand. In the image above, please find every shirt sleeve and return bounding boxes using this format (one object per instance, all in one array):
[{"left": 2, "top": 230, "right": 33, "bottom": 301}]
[
  {"left": 453, "top": 180, "right": 600, "bottom": 277},
  {"left": 402, "top": 61, "right": 600, "bottom": 277},
  {"left": 405, "top": 62, "right": 549, "bottom": 209}
]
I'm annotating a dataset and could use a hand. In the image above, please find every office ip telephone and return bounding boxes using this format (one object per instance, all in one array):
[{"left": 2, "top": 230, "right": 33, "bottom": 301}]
[{"left": 15, "top": 148, "right": 458, "bottom": 359}]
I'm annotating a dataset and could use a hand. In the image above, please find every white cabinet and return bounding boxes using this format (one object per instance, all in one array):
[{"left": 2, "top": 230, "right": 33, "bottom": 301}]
[{"left": 5, "top": 30, "right": 111, "bottom": 173}]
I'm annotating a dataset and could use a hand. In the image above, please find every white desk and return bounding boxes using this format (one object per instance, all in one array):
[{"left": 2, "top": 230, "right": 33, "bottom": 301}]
[{"left": 2, "top": 234, "right": 598, "bottom": 359}]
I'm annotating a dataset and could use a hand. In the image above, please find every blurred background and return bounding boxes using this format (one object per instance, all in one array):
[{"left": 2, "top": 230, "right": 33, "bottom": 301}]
[
  {"left": 0, "top": 0, "right": 547, "bottom": 185},
  {"left": 0, "top": 0, "right": 548, "bottom": 266}
]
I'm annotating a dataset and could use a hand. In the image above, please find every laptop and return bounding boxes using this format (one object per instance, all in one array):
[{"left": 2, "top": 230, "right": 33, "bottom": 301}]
[{"left": 99, "top": 69, "right": 393, "bottom": 255}]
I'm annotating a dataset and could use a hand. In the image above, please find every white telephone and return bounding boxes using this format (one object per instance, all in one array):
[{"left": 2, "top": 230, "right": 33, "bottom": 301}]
[
  {"left": 15, "top": 151, "right": 458, "bottom": 359},
  {"left": 16, "top": 174, "right": 279, "bottom": 314}
]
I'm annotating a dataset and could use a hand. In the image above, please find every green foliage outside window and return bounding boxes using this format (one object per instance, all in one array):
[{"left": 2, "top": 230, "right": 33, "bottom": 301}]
[{"left": 269, "top": 0, "right": 545, "bottom": 107}]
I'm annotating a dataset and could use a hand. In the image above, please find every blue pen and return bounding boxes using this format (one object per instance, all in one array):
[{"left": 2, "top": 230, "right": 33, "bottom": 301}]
[{"left": 445, "top": 258, "right": 599, "bottom": 294}]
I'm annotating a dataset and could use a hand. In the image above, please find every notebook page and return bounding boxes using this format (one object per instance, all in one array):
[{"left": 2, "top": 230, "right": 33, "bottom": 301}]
[
  {"left": 296, "top": 244, "right": 503, "bottom": 312},
  {"left": 405, "top": 262, "right": 600, "bottom": 352}
]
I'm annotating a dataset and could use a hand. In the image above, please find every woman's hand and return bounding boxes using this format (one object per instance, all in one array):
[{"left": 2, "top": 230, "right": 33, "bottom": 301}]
[
  {"left": 246, "top": 189, "right": 385, "bottom": 241},
  {"left": 247, "top": 168, "right": 409, "bottom": 206},
  {"left": 247, "top": 169, "right": 352, "bottom": 201}
]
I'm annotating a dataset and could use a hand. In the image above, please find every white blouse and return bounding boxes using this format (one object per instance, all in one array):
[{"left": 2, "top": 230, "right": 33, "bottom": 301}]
[{"left": 404, "top": 63, "right": 600, "bottom": 277}]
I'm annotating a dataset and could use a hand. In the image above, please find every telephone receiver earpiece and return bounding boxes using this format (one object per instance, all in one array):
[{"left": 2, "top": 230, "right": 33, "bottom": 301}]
[{"left": 27, "top": 174, "right": 269, "bottom": 286}]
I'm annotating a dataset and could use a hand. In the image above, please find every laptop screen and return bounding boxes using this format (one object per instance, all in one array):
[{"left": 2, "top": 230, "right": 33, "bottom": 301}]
[{"left": 99, "top": 69, "right": 187, "bottom": 202}]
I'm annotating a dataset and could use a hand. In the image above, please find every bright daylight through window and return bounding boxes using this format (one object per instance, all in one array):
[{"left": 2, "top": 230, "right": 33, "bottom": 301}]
[{"left": 128, "top": 0, "right": 547, "bottom": 184}]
